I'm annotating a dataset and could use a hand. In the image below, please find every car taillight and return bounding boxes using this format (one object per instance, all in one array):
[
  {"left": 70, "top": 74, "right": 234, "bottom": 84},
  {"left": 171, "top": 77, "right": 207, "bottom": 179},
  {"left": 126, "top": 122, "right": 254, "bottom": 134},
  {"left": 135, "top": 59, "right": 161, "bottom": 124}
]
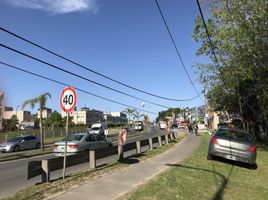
[
  {"left": 68, "top": 144, "right": 78, "bottom": 149},
  {"left": 53, "top": 144, "right": 59, "bottom": 148},
  {"left": 248, "top": 145, "right": 256, "bottom": 152},
  {"left": 211, "top": 137, "right": 219, "bottom": 145}
]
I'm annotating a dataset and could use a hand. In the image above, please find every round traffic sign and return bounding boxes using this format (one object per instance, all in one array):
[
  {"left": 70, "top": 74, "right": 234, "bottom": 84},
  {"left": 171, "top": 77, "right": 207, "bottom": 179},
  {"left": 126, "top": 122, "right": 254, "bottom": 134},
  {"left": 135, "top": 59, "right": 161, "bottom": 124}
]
[{"left": 60, "top": 87, "right": 77, "bottom": 112}]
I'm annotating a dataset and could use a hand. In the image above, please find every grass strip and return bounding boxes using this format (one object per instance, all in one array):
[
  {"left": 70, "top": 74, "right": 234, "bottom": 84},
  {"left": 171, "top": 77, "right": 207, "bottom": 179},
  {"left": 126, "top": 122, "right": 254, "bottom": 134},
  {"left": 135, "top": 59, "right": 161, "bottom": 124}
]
[{"left": 120, "top": 134, "right": 268, "bottom": 200}]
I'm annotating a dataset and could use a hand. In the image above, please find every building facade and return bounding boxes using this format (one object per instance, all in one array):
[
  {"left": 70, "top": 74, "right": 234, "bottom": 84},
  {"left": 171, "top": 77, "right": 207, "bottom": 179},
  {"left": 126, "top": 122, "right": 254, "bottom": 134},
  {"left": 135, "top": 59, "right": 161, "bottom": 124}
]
[
  {"left": 110, "top": 112, "right": 127, "bottom": 123},
  {"left": 37, "top": 107, "right": 52, "bottom": 119},
  {"left": 61, "top": 108, "right": 104, "bottom": 125},
  {"left": 3, "top": 108, "right": 31, "bottom": 124}
]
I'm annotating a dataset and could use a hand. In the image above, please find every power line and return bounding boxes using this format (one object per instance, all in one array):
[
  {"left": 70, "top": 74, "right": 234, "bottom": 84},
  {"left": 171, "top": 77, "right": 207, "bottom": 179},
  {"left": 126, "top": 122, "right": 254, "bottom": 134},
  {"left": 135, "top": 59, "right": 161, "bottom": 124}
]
[
  {"left": 0, "top": 26, "right": 200, "bottom": 102},
  {"left": 0, "top": 61, "right": 158, "bottom": 115},
  {"left": 154, "top": 0, "right": 202, "bottom": 99},
  {"left": 0, "top": 43, "right": 170, "bottom": 109}
]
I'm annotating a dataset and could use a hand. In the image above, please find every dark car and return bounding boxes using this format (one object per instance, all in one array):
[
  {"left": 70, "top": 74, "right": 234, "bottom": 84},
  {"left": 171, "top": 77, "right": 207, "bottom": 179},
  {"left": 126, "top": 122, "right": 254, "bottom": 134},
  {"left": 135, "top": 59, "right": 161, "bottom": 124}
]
[
  {"left": 207, "top": 127, "right": 256, "bottom": 165},
  {"left": 0, "top": 135, "right": 40, "bottom": 152}
]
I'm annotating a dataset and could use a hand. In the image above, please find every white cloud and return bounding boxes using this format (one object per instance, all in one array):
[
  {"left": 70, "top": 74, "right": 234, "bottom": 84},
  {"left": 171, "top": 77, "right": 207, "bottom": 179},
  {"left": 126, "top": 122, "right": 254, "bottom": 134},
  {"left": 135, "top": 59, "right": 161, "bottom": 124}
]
[{"left": 7, "top": 0, "right": 99, "bottom": 14}]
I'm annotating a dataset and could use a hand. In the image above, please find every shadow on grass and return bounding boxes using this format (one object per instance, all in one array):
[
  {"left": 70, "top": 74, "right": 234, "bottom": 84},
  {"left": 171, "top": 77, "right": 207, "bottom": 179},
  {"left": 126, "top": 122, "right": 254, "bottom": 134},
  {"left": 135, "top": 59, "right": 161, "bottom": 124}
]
[
  {"left": 166, "top": 164, "right": 233, "bottom": 200},
  {"left": 211, "top": 156, "right": 258, "bottom": 170}
]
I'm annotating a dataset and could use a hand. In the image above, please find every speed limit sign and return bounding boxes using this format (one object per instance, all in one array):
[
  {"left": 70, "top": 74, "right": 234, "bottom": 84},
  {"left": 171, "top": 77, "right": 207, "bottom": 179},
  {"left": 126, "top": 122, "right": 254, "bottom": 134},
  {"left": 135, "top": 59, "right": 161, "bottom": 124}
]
[{"left": 60, "top": 87, "right": 77, "bottom": 112}]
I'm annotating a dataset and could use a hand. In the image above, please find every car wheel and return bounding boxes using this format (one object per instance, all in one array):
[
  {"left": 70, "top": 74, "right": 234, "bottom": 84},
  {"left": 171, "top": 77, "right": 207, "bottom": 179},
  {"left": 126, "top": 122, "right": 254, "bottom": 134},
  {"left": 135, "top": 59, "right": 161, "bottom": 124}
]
[
  {"left": 207, "top": 154, "right": 214, "bottom": 160},
  {"left": 13, "top": 145, "right": 20, "bottom": 152},
  {"left": 35, "top": 143, "right": 41, "bottom": 149}
]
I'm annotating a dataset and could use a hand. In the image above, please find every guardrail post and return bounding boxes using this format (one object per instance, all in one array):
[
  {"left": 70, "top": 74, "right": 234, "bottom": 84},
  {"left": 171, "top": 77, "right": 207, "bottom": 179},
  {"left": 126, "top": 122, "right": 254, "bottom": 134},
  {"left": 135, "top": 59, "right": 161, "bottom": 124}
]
[
  {"left": 158, "top": 136, "right": 162, "bottom": 146},
  {"left": 118, "top": 145, "right": 124, "bottom": 160},
  {"left": 136, "top": 141, "right": 141, "bottom": 154},
  {"left": 89, "top": 150, "right": 96, "bottom": 169},
  {"left": 170, "top": 133, "right": 174, "bottom": 141},
  {"left": 148, "top": 138, "right": 153, "bottom": 150},
  {"left": 165, "top": 135, "right": 169, "bottom": 144},
  {"left": 41, "top": 160, "right": 50, "bottom": 183}
]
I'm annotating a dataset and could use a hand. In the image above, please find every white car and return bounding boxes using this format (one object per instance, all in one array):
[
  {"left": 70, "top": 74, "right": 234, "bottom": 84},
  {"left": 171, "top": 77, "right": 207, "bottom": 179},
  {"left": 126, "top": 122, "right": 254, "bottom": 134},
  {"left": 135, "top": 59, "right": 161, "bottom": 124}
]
[{"left": 53, "top": 133, "right": 112, "bottom": 157}]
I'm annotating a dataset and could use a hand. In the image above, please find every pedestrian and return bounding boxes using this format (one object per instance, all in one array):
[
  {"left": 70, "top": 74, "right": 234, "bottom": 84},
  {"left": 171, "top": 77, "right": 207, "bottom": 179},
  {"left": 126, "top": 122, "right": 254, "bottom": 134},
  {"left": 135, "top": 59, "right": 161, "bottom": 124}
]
[
  {"left": 187, "top": 123, "right": 192, "bottom": 134},
  {"left": 194, "top": 123, "right": 198, "bottom": 135}
]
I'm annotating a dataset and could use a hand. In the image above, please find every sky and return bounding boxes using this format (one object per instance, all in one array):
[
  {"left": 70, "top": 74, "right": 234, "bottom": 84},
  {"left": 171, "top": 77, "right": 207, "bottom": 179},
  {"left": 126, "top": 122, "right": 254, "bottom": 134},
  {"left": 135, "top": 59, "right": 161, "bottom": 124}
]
[{"left": 0, "top": 0, "right": 207, "bottom": 121}]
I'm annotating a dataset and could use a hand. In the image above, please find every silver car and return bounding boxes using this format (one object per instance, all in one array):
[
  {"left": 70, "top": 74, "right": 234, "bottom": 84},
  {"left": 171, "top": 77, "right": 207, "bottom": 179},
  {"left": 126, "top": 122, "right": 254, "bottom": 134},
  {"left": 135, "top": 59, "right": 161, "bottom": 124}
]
[
  {"left": 207, "top": 127, "right": 257, "bottom": 165},
  {"left": 0, "top": 135, "right": 41, "bottom": 152},
  {"left": 53, "top": 133, "right": 113, "bottom": 157}
]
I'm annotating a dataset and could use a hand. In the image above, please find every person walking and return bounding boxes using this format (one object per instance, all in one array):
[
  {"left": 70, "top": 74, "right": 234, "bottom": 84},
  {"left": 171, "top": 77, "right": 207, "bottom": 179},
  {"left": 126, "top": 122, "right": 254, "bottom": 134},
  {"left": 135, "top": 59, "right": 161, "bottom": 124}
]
[
  {"left": 194, "top": 123, "right": 198, "bottom": 136},
  {"left": 187, "top": 123, "right": 192, "bottom": 134}
]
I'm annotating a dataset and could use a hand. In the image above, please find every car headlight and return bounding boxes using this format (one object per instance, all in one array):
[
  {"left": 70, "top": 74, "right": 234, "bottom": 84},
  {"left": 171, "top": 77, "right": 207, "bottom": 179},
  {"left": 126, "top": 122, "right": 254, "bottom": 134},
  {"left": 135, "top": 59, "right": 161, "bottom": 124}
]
[{"left": 5, "top": 144, "right": 12, "bottom": 150}]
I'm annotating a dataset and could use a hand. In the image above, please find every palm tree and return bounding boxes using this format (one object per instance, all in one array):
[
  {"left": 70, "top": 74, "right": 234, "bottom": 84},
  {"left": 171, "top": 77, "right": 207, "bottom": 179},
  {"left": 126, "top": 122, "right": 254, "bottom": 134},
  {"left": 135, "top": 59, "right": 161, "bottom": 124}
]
[
  {"left": 123, "top": 108, "right": 135, "bottom": 125},
  {"left": 131, "top": 109, "right": 144, "bottom": 122},
  {"left": 22, "top": 92, "right": 51, "bottom": 151}
]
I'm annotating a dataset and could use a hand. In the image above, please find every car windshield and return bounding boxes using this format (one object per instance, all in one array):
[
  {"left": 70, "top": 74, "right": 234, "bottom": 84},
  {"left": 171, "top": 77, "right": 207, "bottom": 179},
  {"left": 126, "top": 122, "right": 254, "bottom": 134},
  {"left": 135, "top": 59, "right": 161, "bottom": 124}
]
[
  {"left": 65, "top": 134, "right": 84, "bottom": 141},
  {"left": 7, "top": 137, "right": 23, "bottom": 142},
  {"left": 92, "top": 127, "right": 100, "bottom": 131}
]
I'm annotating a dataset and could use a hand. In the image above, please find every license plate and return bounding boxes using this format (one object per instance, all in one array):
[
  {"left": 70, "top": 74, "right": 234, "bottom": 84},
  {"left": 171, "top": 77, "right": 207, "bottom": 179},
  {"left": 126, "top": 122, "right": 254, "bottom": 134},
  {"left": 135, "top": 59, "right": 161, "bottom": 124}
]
[{"left": 226, "top": 155, "right": 236, "bottom": 160}]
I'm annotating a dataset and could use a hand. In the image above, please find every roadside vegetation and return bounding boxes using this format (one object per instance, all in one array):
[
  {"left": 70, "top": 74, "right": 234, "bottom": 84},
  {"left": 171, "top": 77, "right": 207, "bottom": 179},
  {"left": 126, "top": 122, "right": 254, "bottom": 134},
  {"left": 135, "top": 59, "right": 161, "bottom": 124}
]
[
  {"left": 120, "top": 134, "right": 268, "bottom": 200},
  {"left": 1, "top": 132, "right": 186, "bottom": 200},
  {"left": 192, "top": 0, "right": 268, "bottom": 143}
]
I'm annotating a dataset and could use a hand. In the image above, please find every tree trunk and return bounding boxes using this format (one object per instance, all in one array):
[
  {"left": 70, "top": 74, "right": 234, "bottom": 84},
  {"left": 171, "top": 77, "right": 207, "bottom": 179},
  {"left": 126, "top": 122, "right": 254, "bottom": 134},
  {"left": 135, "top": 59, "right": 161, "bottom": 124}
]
[{"left": 39, "top": 108, "right": 44, "bottom": 151}]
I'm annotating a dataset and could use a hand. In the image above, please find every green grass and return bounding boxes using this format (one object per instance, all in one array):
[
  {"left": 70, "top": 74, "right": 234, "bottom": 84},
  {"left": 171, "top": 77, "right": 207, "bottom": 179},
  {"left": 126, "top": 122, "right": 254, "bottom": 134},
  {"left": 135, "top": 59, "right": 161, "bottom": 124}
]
[
  {"left": 121, "top": 134, "right": 268, "bottom": 200},
  {"left": 1, "top": 133, "right": 186, "bottom": 200}
]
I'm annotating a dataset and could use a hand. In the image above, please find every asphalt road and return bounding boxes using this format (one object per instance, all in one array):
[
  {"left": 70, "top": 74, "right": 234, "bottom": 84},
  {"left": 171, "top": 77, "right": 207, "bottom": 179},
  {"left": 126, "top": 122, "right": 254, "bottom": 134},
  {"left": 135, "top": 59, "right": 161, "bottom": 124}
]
[{"left": 0, "top": 126, "right": 170, "bottom": 198}]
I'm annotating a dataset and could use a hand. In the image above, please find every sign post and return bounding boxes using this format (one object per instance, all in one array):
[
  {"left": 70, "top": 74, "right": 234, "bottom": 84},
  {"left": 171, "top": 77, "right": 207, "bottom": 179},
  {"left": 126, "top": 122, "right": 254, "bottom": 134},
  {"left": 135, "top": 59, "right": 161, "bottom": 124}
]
[
  {"left": 118, "top": 128, "right": 127, "bottom": 160},
  {"left": 60, "top": 87, "right": 77, "bottom": 180}
]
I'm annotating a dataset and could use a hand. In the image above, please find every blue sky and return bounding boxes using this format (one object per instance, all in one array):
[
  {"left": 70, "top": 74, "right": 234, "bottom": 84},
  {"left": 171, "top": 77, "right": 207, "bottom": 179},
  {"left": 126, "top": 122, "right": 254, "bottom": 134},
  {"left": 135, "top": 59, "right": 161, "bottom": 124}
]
[{"left": 0, "top": 0, "right": 206, "bottom": 121}]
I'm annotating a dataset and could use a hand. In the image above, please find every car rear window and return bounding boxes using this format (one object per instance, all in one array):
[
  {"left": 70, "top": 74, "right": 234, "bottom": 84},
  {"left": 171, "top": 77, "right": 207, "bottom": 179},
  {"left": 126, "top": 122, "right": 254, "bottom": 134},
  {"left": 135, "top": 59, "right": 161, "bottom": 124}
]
[
  {"left": 215, "top": 129, "right": 252, "bottom": 142},
  {"left": 66, "top": 134, "right": 84, "bottom": 141}
]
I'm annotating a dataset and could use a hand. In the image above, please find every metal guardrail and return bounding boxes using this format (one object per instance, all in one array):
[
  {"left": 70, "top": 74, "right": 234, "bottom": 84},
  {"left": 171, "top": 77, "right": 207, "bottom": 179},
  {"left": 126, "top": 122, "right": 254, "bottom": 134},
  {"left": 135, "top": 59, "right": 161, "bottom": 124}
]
[{"left": 27, "top": 131, "right": 177, "bottom": 182}]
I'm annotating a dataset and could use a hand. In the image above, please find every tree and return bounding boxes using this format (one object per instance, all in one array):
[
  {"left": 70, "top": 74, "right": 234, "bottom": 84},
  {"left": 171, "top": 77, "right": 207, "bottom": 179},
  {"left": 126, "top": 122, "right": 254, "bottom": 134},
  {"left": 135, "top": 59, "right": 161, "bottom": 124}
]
[
  {"left": 22, "top": 92, "right": 51, "bottom": 150},
  {"left": 144, "top": 114, "right": 149, "bottom": 123},
  {"left": 3, "top": 115, "right": 18, "bottom": 131},
  {"left": 131, "top": 110, "right": 144, "bottom": 121},
  {"left": 123, "top": 108, "right": 135, "bottom": 125},
  {"left": 192, "top": 0, "right": 268, "bottom": 141},
  {"left": 43, "top": 111, "right": 62, "bottom": 129}
]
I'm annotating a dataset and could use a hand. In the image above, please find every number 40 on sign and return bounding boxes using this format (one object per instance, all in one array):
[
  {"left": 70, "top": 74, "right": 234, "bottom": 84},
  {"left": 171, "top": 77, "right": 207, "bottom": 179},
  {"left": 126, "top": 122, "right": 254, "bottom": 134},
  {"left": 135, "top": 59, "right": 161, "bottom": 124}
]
[{"left": 60, "top": 87, "right": 77, "bottom": 113}]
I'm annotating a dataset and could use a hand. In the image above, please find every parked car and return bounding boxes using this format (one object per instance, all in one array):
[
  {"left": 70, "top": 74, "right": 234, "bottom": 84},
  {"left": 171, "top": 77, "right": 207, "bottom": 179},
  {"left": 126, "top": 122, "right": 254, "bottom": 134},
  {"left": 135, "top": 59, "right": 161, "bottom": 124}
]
[
  {"left": 53, "top": 132, "right": 113, "bottom": 157},
  {"left": 20, "top": 126, "right": 35, "bottom": 130},
  {"left": 207, "top": 127, "right": 257, "bottom": 165},
  {"left": 134, "top": 121, "right": 144, "bottom": 131},
  {"left": 0, "top": 135, "right": 40, "bottom": 152},
  {"left": 88, "top": 123, "right": 108, "bottom": 135}
]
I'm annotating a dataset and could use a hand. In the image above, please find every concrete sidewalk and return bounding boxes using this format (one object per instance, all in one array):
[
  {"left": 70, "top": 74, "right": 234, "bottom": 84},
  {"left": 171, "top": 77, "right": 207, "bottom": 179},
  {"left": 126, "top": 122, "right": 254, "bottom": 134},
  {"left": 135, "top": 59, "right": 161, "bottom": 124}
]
[{"left": 51, "top": 131, "right": 201, "bottom": 200}]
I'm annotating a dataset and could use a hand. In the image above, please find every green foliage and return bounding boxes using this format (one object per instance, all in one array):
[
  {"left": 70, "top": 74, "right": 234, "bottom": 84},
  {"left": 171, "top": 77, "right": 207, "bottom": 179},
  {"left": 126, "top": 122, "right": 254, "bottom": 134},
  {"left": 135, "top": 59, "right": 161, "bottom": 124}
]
[
  {"left": 2, "top": 115, "right": 19, "bottom": 131},
  {"left": 156, "top": 107, "right": 182, "bottom": 122},
  {"left": 43, "top": 111, "right": 62, "bottom": 128},
  {"left": 192, "top": 0, "right": 268, "bottom": 140}
]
